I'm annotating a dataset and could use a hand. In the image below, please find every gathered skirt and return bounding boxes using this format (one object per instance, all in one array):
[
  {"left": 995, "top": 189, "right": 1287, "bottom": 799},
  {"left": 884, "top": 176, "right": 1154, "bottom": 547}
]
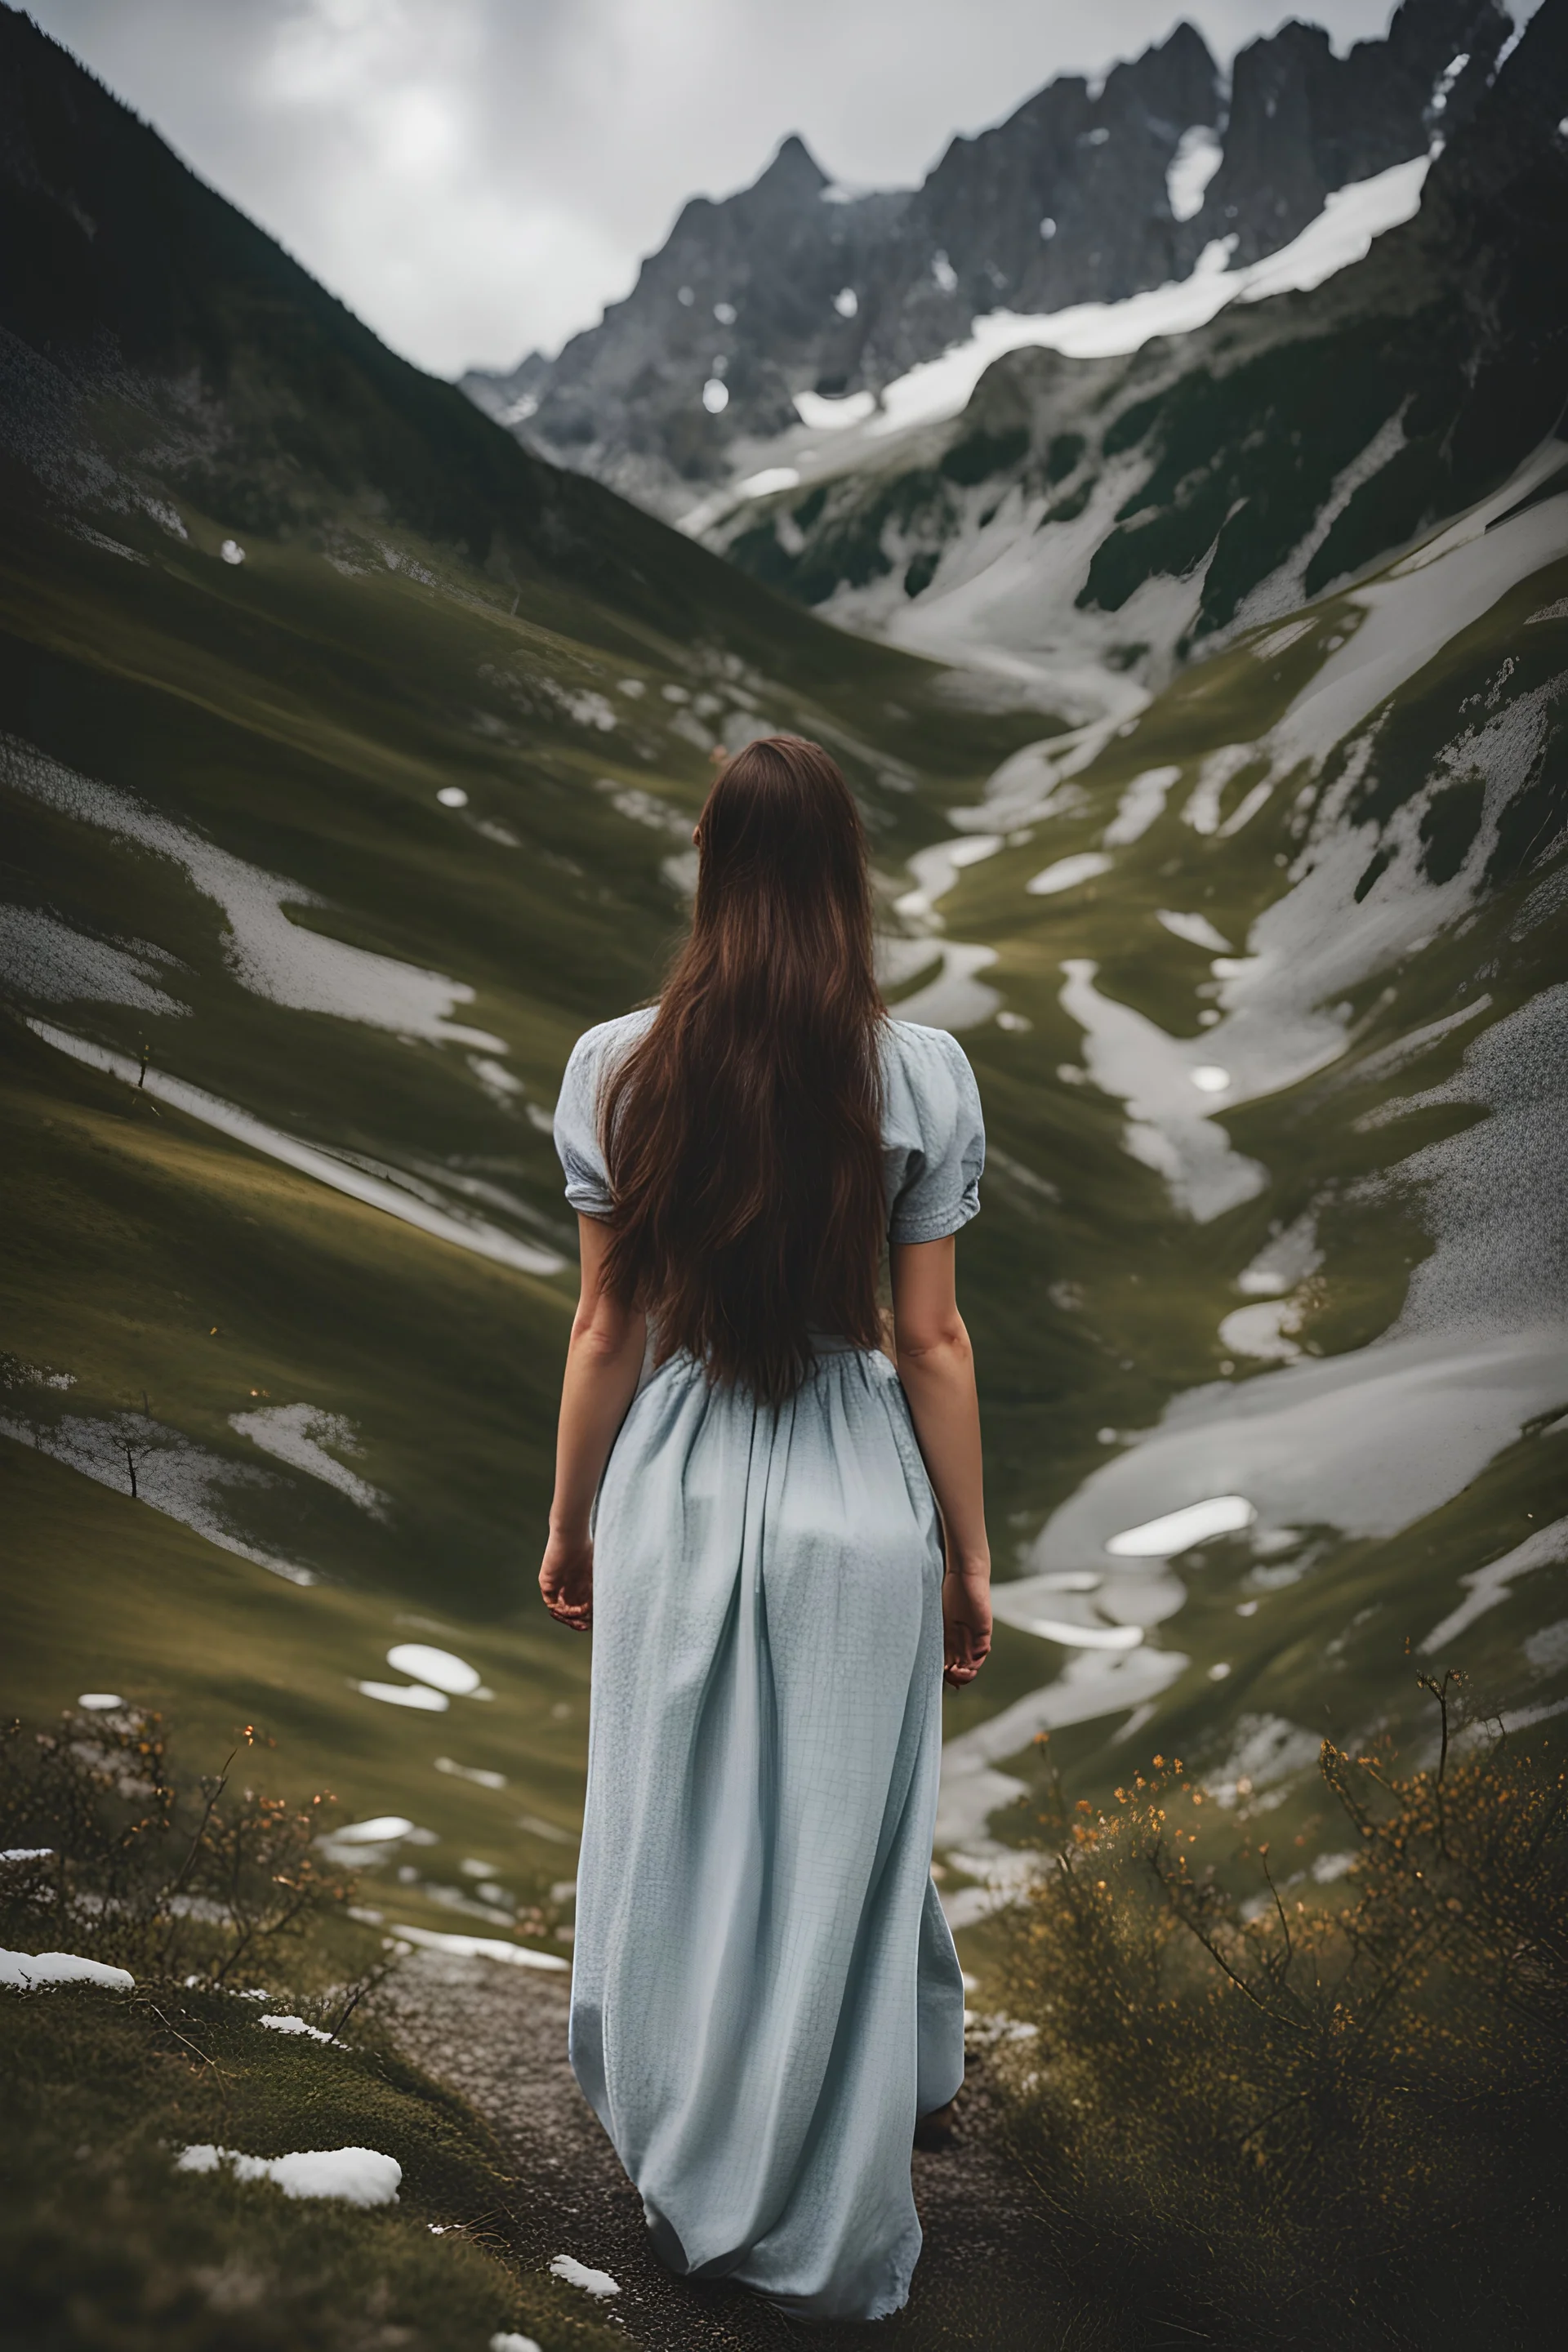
[{"left": 568, "top": 1340, "right": 966, "bottom": 2322}]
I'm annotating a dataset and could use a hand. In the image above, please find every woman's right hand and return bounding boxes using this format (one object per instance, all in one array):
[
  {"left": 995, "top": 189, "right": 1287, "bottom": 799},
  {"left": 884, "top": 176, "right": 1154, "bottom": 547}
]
[
  {"left": 942, "top": 1566, "right": 991, "bottom": 1688},
  {"left": 540, "top": 1526, "right": 594, "bottom": 1631}
]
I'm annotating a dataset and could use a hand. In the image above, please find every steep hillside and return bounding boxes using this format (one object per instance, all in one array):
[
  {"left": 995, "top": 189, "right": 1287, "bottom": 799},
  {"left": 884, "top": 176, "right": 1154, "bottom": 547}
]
[
  {"left": 464, "top": 0, "right": 1509, "bottom": 521},
  {"left": 0, "top": 3, "right": 1034, "bottom": 1935},
  {"left": 1, "top": 0, "right": 1566, "bottom": 1989},
  {"left": 706, "top": 3, "right": 1568, "bottom": 724}
]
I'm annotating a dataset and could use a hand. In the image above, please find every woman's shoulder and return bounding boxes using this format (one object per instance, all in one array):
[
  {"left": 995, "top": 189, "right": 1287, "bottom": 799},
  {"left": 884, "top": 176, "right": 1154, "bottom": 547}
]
[
  {"left": 882, "top": 1020, "right": 985, "bottom": 1241},
  {"left": 563, "top": 1005, "right": 657, "bottom": 1085},
  {"left": 882, "top": 1018, "right": 983, "bottom": 1148},
  {"left": 884, "top": 1018, "right": 978, "bottom": 1095}
]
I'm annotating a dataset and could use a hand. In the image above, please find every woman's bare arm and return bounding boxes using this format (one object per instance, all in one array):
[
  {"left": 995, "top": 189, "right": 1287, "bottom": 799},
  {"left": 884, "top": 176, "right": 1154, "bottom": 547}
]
[
  {"left": 538, "top": 1214, "right": 647, "bottom": 1631},
  {"left": 891, "top": 1235, "right": 991, "bottom": 1686}
]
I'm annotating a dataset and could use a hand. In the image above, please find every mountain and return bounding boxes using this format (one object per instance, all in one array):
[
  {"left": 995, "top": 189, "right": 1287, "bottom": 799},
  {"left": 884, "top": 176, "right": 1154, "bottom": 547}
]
[
  {"left": 702, "top": 3, "right": 1568, "bottom": 726},
  {"left": 1, "top": 0, "right": 1566, "bottom": 2038},
  {"left": 462, "top": 0, "right": 1511, "bottom": 522}
]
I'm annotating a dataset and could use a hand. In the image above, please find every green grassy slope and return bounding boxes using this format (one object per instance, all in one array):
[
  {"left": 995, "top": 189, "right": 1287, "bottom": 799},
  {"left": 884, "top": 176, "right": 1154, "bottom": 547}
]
[{"left": 1, "top": 0, "right": 1565, "bottom": 1972}]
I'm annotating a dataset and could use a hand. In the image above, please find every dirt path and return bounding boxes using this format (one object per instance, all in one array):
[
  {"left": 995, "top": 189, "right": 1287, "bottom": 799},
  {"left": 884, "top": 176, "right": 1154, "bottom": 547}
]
[{"left": 384, "top": 1948, "right": 1089, "bottom": 2351}]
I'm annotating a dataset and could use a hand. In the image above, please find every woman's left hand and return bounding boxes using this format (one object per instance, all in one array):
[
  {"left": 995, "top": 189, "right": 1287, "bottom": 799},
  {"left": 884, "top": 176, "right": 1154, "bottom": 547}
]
[
  {"left": 540, "top": 1527, "right": 594, "bottom": 1630},
  {"left": 942, "top": 1565, "right": 991, "bottom": 1689}
]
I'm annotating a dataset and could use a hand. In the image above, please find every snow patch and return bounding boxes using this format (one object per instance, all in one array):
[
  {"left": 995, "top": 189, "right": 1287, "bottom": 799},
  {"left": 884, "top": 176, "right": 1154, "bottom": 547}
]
[
  {"left": 1, "top": 1948, "right": 134, "bottom": 1992},
  {"left": 1026, "top": 852, "right": 1111, "bottom": 896},
  {"left": 435, "top": 1757, "right": 506, "bottom": 1789},
  {"left": 938, "top": 1647, "right": 1188, "bottom": 1852},
  {"left": 867, "top": 158, "right": 1431, "bottom": 438},
  {"left": 1058, "top": 958, "right": 1268, "bottom": 1220},
  {"left": 0, "top": 906, "right": 188, "bottom": 1016},
  {"left": 258, "top": 2013, "right": 336, "bottom": 2042},
  {"left": 0, "top": 738, "right": 504, "bottom": 1050},
  {"left": 385, "top": 1642, "right": 480, "bottom": 1695},
  {"left": 1107, "top": 1494, "right": 1256, "bottom": 1557},
  {"left": 1167, "top": 125, "right": 1223, "bottom": 222},
  {"left": 793, "top": 388, "right": 875, "bottom": 432},
  {"left": 176, "top": 2145, "right": 400, "bottom": 2204},
  {"left": 1105, "top": 766, "right": 1182, "bottom": 845},
  {"left": 24, "top": 1020, "right": 565, "bottom": 1277},
  {"left": 549, "top": 2255, "right": 620, "bottom": 2298},
  {"left": 354, "top": 1681, "right": 448, "bottom": 1711},
  {"left": 738, "top": 466, "right": 800, "bottom": 497},
  {"left": 0, "top": 1404, "right": 317, "bottom": 1584},
  {"left": 1157, "top": 910, "right": 1231, "bottom": 952},
  {"left": 389, "top": 1923, "right": 569, "bottom": 1971},
  {"left": 230, "top": 1405, "right": 388, "bottom": 1517}
]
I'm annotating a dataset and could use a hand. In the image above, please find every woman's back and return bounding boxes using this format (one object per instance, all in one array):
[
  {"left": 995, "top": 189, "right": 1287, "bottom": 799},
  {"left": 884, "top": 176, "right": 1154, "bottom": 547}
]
[{"left": 555, "top": 1010, "right": 984, "bottom": 1302}]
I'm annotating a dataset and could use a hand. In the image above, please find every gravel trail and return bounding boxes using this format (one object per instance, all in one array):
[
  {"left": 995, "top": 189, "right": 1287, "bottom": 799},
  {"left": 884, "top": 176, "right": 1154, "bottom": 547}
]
[{"left": 384, "top": 1949, "right": 1085, "bottom": 2351}]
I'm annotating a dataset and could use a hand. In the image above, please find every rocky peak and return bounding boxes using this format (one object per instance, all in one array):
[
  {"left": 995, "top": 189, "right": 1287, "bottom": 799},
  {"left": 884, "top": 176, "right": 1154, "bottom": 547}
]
[
  {"left": 1187, "top": 0, "right": 1510, "bottom": 265},
  {"left": 462, "top": 0, "right": 1525, "bottom": 523}
]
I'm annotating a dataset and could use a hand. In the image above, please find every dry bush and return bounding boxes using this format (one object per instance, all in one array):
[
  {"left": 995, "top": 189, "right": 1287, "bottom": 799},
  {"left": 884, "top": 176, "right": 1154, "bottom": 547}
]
[
  {"left": 0, "top": 1707, "right": 354, "bottom": 1986},
  {"left": 994, "top": 1677, "right": 1568, "bottom": 2348}
]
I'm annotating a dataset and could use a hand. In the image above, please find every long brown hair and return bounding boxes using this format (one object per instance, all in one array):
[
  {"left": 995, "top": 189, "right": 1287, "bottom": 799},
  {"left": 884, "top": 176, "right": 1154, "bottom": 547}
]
[{"left": 600, "top": 735, "right": 887, "bottom": 1401}]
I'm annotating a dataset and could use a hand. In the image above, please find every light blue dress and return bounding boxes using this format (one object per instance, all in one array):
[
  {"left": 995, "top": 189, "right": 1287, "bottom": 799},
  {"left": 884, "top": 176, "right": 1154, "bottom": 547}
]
[{"left": 553, "top": 1012, "right": 984, "bottom": 2322}]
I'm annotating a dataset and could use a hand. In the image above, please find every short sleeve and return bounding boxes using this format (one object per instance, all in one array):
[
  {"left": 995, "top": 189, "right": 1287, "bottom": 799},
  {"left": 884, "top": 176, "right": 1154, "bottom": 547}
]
[
  {"left": 887, "top": 1028, "right": 986, "bottom": 1245},
  {"left": 553, "top": 1028, "right": 615, "bottom": 1218}
]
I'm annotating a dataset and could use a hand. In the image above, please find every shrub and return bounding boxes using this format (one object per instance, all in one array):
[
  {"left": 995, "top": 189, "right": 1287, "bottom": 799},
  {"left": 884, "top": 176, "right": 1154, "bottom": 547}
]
[
  {"left": 0, "top": 1708, "right": 355, "bottom": 1989},
  {"left": 993, "top": 1677, "right": 1568, "bottom": 2348},
  {"left": 0, "top": 1711, "right": 618, "bottom": 2352}
]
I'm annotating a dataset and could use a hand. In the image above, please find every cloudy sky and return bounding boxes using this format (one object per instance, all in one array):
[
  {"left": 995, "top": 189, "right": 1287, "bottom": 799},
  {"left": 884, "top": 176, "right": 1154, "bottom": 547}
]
[{"left": 28, "top": 1, "right": 1420, "bottom": 379}]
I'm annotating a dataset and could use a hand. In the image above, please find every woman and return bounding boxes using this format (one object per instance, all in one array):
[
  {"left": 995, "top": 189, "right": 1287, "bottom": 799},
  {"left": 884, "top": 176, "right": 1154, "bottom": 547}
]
[{"left": 541, "top": 734, "right": 991, "bottom": 2323}]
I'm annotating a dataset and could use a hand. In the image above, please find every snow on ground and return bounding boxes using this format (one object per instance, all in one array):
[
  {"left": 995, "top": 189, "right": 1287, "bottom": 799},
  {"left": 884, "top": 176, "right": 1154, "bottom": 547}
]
[
  {"left": 387, "top": 1923, "right": 569, "bottom": 1971},
  {"left": 355, "top": 1680, "right": 450, "bottom": 1711},
  {"left": 928, "top": 444, "right": 1568, "bottom": 1202},
  {"left": 863, "top": 157, "right": 1431, "bottom": 438},
  {"left": 826, "top": 454, "right": 1188, "bottom": 725},
  {"left": 1267, "top": 439, "right": 1568, "bottom": 771},
  {"left": 932, "top": 459, "right": 1568, "bottom": 1860},
  {"left": 0, "top": 1402, "right": 317, "bottom": 1584},
  {"left": 1166, "top": 125, "right": 1223, "bottom": 222},
  {"left": 24, "top": 1019, "right": 565, "bottom": 1277},
  {"left": 258, "top": 2012, "right": 336, "bottom": 2042},
  {"left": 1027, "top": 853, "right": 1111, "bottom": 897},
  {"left": 0, "top": 1949, "right": 134, "bottom": 1991},
  {"left": 548, "top": 2254, "right": 620, "bottom": 2298},
  {"left": 0, "top": 735, "right": 505, "bottom": 1050},
  {"left": 695, "top": 151, "right": 1436, "bottom": 551},
  {"left": 176, "top": 2145, "right": 401, "bottom": 2204},
  {"left": 685, "top": 152, "right": 1434, "bottom": 551},
  {"left": 229, "top": 1405, "right": 389, "bottom": 1517},
  {"left": 385, "top": 1643, "right": 481, "bottom": 1694},
  {"left": 1421, "top": 1517, "right": 1568, "bottom": 1653},
  {"left": 794, "top": 389, "right": 875, "bottom": 430},
  {"left": 0, "top": 906, "right": 189, "bottom": 1017}
]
